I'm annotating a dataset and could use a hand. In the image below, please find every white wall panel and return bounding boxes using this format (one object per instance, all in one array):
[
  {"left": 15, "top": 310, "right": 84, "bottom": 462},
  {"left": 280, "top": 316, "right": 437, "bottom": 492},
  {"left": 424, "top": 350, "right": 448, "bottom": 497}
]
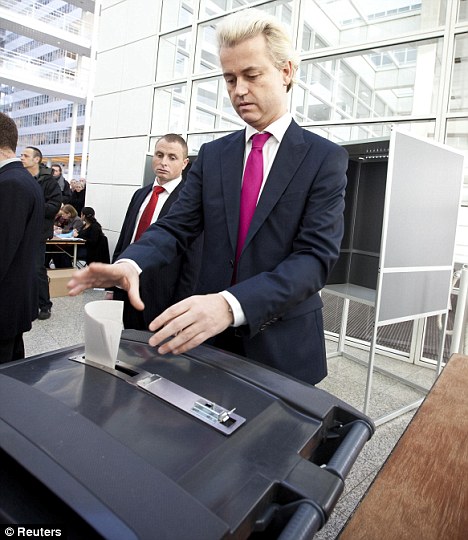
[
  {"left": 126, "top": 0, "right": 161, "bottom": 43},
  {"left": 121, "top": 37, "right": 158, "bottom": 91},
  {"left": 94, "top": 48, "right": 124, "bottom": 95},
  {"left": 117, "top": 87, "right": 153, "bottom": 136},
  {"left": 112, "top": 137, "right": 148, "bottom": 184},
  {"left": 89, "top": 94, "right": 120, "bottom": 139}
]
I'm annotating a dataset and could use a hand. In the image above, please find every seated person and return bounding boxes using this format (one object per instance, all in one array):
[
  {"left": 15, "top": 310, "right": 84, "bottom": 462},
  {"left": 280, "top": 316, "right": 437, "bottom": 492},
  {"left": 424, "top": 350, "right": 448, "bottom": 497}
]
[
  {"left": 74, "top": 207, "right": 110, "bottom": 265},
  {"left": 54, "top": 204, "right": 83, "bottom": 235}
]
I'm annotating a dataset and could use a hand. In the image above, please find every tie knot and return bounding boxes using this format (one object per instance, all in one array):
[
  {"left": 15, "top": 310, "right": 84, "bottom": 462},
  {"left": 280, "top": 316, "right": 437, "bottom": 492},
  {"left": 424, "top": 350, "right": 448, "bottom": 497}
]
[
  {"left": 251, "top": 132, "right": 271, "bottom": 149},
  {"left": 153, "top": 185, "right": 165, "bottom": 194}
]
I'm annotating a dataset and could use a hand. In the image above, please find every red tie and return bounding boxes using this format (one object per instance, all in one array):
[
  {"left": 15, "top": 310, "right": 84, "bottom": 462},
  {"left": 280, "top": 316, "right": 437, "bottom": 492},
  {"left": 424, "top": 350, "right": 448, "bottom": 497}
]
[
  {"left": 134, "top": 185, "right": 165, "bottom": 241},
  {"left": 234, "top": 132, "right": 271, "bottom": 272}
]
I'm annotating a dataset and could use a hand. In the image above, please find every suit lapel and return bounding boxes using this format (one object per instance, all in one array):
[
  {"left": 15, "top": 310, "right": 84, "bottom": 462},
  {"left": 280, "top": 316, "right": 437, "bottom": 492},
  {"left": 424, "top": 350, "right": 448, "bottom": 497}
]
[
  {"left": 220, "top": 130, "right": 246, "bottom": 253},
  {"left": 160, "top": 181, "right": 182, "bottom": 218}
]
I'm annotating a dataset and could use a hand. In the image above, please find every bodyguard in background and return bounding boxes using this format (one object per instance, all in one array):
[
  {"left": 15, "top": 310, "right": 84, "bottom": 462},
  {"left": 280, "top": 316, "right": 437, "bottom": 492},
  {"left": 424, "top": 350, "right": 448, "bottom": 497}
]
[
  {"left": 21, "top": 146, "right": 62, "bottom": 320},
  {"left": 0, "top": 113, "right": 43, "bottom": 362},
  {"left": 110, "top": 134, "right": 202, "bottom": 329}
]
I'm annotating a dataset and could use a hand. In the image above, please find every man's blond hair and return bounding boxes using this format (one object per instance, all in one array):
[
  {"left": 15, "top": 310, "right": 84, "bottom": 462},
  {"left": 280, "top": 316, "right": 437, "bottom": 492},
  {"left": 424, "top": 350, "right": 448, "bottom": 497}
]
[{"left": 216, "top": 8, "right": 299, "bottom": 92}]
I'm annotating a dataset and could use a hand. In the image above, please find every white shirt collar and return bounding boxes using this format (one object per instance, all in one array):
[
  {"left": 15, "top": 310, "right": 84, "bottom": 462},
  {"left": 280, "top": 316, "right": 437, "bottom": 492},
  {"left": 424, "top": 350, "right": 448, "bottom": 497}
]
[
  {"left": 245, "top": 112, "right": 292, "bottom": 145},
  {"left": 0, "top": 157, "right": 21, "bottom": 169},
  {"left": 152, "top": 175, "right": 182, "bottom": 195}
]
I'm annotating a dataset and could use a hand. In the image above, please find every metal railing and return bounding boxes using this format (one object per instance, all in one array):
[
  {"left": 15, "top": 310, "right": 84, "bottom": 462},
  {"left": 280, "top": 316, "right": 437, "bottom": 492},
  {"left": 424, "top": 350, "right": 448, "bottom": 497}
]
[
  {"left": 1, "top": 0, "right": 93, "bottom": 40},
  {"left": 0, "top": 47, "right": 88, "bottom": 93}
]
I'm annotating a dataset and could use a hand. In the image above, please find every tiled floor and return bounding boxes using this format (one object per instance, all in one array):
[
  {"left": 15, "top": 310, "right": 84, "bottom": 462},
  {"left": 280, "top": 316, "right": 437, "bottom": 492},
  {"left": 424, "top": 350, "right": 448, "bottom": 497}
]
[{"left": 23, "top": 290, "right": 439, "bottom": 539}]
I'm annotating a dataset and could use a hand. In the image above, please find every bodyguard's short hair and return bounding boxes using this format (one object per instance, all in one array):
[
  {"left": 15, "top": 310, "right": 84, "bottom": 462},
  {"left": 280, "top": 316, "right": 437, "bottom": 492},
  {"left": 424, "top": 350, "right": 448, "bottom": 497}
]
[
  {"left": 216, "top": 8, "right": 299, "bottom": 92},
  {"left": 0, "top": 112, "right": 18, "bottom": 152},
  {"left": 26, "top": 146, "right": 43, "bottom": 161},
  {"left": 157, "top": 133, "right": 188, "bottom": 159},
  {"left": 52, "top": 163, "right": 62, "bottom": 173}
]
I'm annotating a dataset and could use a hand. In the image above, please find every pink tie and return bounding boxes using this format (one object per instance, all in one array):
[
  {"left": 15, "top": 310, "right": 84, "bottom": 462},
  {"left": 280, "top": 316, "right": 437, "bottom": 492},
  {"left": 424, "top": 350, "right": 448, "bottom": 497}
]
[
  {"left": 234, "top": 132, "right": 271, "bottom": 277},
  {"left": 135, "top": 185, "right": 165, "bottom": 241}
]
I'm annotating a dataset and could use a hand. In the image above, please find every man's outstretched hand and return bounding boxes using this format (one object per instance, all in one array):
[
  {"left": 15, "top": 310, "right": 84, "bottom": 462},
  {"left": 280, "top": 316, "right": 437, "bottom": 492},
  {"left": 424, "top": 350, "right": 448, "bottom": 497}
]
[
  {"left": 148, "top": 294, "right": 234, "bottom": 355},
  {"left": 67, "top": 262, "right": 144, "bottom": 311}
]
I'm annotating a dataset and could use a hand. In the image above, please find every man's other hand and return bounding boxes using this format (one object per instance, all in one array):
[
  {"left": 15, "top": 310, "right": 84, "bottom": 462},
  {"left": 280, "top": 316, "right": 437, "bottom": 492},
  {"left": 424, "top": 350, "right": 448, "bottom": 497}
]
[
  {"left": 148, "top": 294, "right": 234, "bottom": 355},
  {"left": 67, "top": 262, "right": 144, "bottom": 311}
]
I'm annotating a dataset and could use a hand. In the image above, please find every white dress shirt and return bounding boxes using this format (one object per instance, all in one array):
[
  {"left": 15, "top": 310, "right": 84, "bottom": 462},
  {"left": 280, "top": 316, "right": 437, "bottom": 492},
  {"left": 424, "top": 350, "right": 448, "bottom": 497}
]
[{"left": 221, "top": 112, "right": 293, "bottom": 326}]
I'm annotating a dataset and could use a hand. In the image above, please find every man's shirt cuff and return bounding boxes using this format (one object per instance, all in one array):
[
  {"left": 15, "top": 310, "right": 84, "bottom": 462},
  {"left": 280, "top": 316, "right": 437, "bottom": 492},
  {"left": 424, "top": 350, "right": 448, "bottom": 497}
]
[{"left": 219, "top": 290, "right": 246, "bottom": 327}]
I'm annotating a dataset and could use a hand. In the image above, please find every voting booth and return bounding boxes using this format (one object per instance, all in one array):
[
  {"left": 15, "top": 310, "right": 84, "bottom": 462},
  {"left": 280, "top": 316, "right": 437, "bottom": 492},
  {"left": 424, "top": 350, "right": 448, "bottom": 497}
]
[
  {"left": 325, "top": 129, "right": 464, "bottom": 422},
  {"left": 0, "top": 328, "right": 373, "bottom": 539}
]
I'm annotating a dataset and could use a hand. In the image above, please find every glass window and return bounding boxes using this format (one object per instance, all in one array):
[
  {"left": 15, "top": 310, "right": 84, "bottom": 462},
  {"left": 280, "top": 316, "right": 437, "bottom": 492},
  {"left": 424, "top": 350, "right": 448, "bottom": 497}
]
[
  {"left": 160, "top": 0, "right": 194, "bottom": 32},
  {"left": 458, "top": 0, "right": 468, "bottom": 22},
  {"left": 152, "top": 84, "right": 187, "bottom": 134},
  {"left": 295, "top": 39, "right": 442, "bottom": 122},
  {"left": 449, "top": 33, "right": 468, "bottom": 113},
  {"left": 445, "top": 118, "right": 468, "bottom": 201},
  {"left": 156, "top": 30, "right": 192, "bottom": 82},
  {"left": 300, "top": 0, "right": 448, "bottom": 51},
  {"left": 190, "top": 77, "right": 244, "bottom": 131},
  {"left": 200, "top": 0, "right": 293, "bottom": 23},
  {"left": 305, "top": 121, "right": 436, "bottom": 145},
  {"left": 195, "top": 22, "right": 219, "bottom": 74}
]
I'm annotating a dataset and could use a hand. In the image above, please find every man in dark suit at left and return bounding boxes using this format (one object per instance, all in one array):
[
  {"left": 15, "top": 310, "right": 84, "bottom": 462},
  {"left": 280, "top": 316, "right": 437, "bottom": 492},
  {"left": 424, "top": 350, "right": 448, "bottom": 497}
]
[
  {"left": 20, "top": 146, "right": 62, "bottom": 320},
  {"left": 0, "top": 113, "right": 43, "bottom": 363},
  {"left": 108, "top": 133, "right": 202, "bottom": 329}
]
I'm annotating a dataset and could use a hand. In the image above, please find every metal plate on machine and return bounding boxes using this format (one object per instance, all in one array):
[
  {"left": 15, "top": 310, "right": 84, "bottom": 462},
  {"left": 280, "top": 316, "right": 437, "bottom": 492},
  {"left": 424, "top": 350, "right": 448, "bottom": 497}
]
[
  {"left": 70, "top": 355, "right": 245, "bottom": 435},
  {"left": 136, "top": 374, "right": 245, "bottom": 435}
]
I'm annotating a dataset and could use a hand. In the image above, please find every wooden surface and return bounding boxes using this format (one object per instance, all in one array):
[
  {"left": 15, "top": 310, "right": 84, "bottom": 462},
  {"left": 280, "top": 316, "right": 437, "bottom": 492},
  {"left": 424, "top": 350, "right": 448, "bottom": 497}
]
[{"left": 340, "top": 354, "right": 468, "bottom": 540}]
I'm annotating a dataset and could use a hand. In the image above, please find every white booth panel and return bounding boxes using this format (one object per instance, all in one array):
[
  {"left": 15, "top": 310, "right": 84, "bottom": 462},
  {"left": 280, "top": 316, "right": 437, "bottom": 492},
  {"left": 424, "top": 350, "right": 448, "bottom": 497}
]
[
  {"left": 383, "top": 132, "right": 464, "bottom": 269},
  {"left": 378, "top": 270, "right": 453, "bottom": 323}
]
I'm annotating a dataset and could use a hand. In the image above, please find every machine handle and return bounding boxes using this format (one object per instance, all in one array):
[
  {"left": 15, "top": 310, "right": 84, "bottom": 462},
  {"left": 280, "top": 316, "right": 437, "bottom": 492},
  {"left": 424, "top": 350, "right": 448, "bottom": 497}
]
[
  {"left": 325, "top": 420, "right": 372, "bottom": 480},
  {"left": 277, "top": 501, "right": 323, "bottom": 540}
]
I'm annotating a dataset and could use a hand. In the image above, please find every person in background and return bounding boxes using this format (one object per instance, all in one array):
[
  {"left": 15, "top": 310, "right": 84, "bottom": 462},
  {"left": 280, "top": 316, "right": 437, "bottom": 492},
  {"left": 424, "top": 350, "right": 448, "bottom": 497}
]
[
  {"left": 51, "top": 204, "right": 84, "bottom": 268},
  {"left": 21, "top": 146, "right": 62, "bottom": 321},
  {"left": 74, "top": 207, "right": 110, "bottom": 266},
  {"left": 70, "top": 178, "right": 86, "bottom": 215},
  {"left": 0, "top": 113, "right": 43, "bottom": 362},
  {"left": 55, "top": 204, "right": 83, "bottom": 234},
  {"left": 51, "top": 164, "right": 71, "bottom": 204},
  {"left": 109, "top": 134, "right": 202, "bottom": 330},
  {"left": 68, "top": 9, "right": 348, "bottom": 385}
]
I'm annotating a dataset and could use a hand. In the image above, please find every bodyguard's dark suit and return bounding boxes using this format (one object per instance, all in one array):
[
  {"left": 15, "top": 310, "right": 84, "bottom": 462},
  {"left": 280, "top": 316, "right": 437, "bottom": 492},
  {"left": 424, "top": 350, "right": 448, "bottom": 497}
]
[
  {"left": 121, "top": 121, "right": 348, "bottom": 384},
  {"left": 113, "top": 180, "right": 202, "bottom": 329},
  {"left": 0, "top": 161, "right": 43, "bottom": 361}
]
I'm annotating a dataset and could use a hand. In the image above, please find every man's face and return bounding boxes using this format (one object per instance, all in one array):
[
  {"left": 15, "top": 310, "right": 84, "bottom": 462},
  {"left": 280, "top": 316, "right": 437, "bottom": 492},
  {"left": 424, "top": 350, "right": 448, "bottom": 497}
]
[
  {"left": 152, "top": 139, "right": 188, "bottom": 184},
  {"left": 20, "top": 148, "right": 40, "bottom": 172},
  {"left": 51, "top": 166, "right": 61, "bottom": 177},
  {"left": 220, "top": 34, "right": 292, "bottom": 132}
]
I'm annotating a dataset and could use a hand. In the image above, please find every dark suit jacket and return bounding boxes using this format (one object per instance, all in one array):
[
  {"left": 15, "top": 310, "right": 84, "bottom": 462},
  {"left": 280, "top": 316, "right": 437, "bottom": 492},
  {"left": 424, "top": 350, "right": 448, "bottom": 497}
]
[
  {"left": 0, "top": 161, "right": 43, "bottom": 339},
  {"left": 121, "top": 121, "right": 348, "bottom": 384},
  {"left": 113, "top": 180, "right": 202, "bottom": 329}
]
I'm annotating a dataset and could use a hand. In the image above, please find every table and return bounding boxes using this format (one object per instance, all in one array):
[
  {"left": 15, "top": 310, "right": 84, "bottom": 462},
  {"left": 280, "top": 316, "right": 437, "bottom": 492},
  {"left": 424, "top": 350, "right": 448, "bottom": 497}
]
[
  {"left": 339, "top": 354, "right": 468, "bottom": 540},
  {"left": 46, "top": 237, "right": 85, "bottom": 268}
]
